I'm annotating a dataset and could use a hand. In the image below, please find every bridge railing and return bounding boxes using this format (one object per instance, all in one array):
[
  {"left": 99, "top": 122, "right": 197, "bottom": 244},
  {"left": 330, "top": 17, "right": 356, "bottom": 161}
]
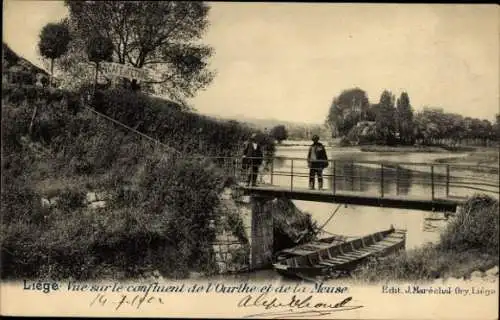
[{"left": 204, "top": 156, "right": 499, "bottom": 201}]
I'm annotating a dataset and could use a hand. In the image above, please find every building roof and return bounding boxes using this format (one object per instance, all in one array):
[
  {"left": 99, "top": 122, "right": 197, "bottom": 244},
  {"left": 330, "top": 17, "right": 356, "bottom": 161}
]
[{"left": 2, "top": 42, "right": 49, "bottom": 75}]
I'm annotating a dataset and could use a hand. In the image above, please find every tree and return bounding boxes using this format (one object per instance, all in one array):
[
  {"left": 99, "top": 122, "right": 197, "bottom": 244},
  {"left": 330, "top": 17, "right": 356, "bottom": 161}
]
[
  {"left": 375, "top": 90, "right": 396, "bottom": 145},
  {"left": 414, "top": 107, "right": 446, "bottom": 145},
  {"left": 61, "top": 1, "right": 215, "bottom": 105},
  {"left": 396, "top": 92, "right": 414, "bottom": 145},
  {"left": 34, "top": 22, "right": 71, "bottom": 137},
  {"left": 447, "top": 113, "right": 465, "bottom": 145},
  {"left": 38, "top": 22, "right": 71, "bottom": 86},
  {"left": 471, "top": 119, "right": 492, "bottom": 146},
  {"left": 365, "top": 103, "right": 378, "bottom": 122},
  {"left": 86, "top": 34, "right": 114, "bottom": 93},
  {"left": 270, "top": 125, "right": 288, "bottom": 143},
  {"left": 326, "top": 88, "right": 370, "bottom": 137},
  {"left": 480, "top": 119, "right": 493, "bottom": 146},
  {"left": 412, "top": 107, "right": 497, "bottom": 146}
]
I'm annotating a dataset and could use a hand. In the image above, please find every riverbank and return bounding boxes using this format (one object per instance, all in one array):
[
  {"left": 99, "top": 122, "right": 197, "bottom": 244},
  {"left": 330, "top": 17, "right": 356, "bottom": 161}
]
[
  {"left": 359, "top": 145, "right": 477, "bottom": 153},
  {"left": 352, "top": 194, "right": 499, "bottom": 283},
  {"left": 433, "top": 149, "right": 499, "bottom": 167},
  {"left": 278, "top": 140, "right": 498, "bottom": 167},
  {"left": 359, "top": 145, "right": 498, "bottom": 167}
]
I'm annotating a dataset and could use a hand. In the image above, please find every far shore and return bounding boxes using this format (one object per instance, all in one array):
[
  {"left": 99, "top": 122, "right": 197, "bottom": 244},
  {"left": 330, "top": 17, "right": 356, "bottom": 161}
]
[{"left": 277, "top": 140, "right": 499, "bottom": 167}]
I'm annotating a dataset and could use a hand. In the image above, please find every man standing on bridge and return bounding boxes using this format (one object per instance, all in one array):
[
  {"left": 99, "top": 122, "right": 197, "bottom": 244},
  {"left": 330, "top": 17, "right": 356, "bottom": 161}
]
[
  {"left": 307, "top": 135, "right": 328, "bottom": 190},
  {"left": 242, "top": 133, "right": 264, "bottom": 187}
]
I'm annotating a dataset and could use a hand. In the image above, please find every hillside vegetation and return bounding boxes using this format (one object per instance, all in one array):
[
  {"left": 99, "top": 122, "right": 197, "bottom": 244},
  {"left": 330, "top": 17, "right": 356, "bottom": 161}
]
[{"left": 1, "top": 82, "right": 275, "bottom": 280}]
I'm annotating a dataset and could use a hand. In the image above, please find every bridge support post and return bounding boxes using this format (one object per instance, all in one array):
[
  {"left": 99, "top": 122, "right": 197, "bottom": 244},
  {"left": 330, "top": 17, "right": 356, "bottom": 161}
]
[
  {"left": 431, "top": 165, "right": 435, "bottom": 201},
  {"left": 270, "top": 160, "right": 274, "bottom": 185},
  {"left": 250, "top": 195, "right": 274, "bottom": 270},
  {"left": 446, "top": 165, "right": 450, "bottom": 198},
  {"left": 380, "top": 163, "right": 384, "bottom": 198},
  {"left": 396, "top": 165, "right": 400, "bottom": 196},
  {"left": 332, "top": 160, "right": 336, "bottom": 195}
]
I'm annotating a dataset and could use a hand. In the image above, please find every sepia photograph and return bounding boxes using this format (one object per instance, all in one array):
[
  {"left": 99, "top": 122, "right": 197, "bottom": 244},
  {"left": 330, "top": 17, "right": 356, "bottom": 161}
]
[{"left": 1, "top": 1, "right": 498, "bottom": 318}]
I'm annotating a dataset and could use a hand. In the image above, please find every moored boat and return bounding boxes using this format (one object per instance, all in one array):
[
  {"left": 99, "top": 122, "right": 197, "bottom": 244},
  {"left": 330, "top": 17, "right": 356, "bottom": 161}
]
[{"left": 272, "top": 226, "right": 406, "bottom": 280}]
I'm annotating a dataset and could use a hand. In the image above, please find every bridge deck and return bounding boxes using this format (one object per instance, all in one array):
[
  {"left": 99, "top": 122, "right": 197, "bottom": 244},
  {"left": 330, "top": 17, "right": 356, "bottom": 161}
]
[
  {"left": 238, "top": 184, "right": 468, "bottom": 212},
  {"left": 220, "top": 156, "right": 499, "bottom": 212}
]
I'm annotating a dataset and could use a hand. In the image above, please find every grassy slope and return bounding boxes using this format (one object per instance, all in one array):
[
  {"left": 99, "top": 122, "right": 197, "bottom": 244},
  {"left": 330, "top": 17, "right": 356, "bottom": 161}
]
[{"left": 1, "top": 85, "right": 277, "bottom": 280}]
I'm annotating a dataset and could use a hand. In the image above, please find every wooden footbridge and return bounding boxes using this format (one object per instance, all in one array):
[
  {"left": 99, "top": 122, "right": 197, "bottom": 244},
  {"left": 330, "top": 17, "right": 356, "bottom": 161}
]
[{"left": 213, "top": 156, "right": 499, "bottom": 212}]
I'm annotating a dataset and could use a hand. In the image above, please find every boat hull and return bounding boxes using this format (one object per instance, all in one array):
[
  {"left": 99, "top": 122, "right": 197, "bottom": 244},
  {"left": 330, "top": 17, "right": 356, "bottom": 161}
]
[{"left": 272, "top": 227, "right": 406, "bottom": 280}]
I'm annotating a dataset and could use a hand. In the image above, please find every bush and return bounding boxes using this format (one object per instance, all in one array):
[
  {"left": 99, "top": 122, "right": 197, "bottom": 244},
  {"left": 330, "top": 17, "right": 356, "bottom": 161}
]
[
  {"left": 270, "top": 125, "right": 288, "bottom": 143},
  {"left": 0, "top": 179, "right": 47, "bottom": 226},
  {"left": 439, "top": 194, "right": 499, "bottom": 256},
  {"left": 352, "top": 194, "right": 500, "bottom": 282},
  {"left": 1, "top": 154, "right": 230, "bottom": 279},
  {"left": 271, "top": 198, "right": 317, "bottom": 252},
  {"left": 353, "top": 244, "right": 498, "bottom": 282},
  {"left": 54, "top": 188, "right": 87, "bottom": 211},
  {"left": 2, "top": 102, "right": 32, "bottom": 150},
  {"left": 85, "top": 153, "right": 229, "bottom": 279},
  {"left": 345, "top": 121, "right": 379, "bottom": 145},
  {"left": 339, "top": 137, "right": 351, "bottom": 147}
]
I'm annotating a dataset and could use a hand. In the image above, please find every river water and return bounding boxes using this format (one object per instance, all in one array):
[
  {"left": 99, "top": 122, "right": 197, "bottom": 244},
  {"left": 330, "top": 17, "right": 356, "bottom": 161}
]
[
  {"left": 274, "top": 146, "right": 466, "bottom": 250},
  {"left": 207, "top": 146, "right": 493, "bottom": 282}
]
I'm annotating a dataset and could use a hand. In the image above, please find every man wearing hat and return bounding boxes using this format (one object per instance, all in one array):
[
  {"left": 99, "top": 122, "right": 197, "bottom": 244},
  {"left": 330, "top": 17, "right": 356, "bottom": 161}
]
[
  {"left": 242, "top": 133, "right": 264, "bottom": 186},
  {"left": 307, "top": 135, "right": 328, "bottom": 190}
]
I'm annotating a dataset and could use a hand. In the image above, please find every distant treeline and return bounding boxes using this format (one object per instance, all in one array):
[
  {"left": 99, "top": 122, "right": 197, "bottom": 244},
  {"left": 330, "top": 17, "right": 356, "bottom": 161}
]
[
  {"left": 326, "top": 88, "right": 499, "bottom": 146},
  {"left": 286, "top": 124, "right": 330, "bottom": 141}
]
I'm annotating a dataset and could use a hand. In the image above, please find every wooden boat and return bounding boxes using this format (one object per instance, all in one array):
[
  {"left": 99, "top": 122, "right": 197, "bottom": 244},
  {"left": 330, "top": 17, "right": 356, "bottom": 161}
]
[{"left": 272, "top": 226, "right": 406, "bottom": 280}]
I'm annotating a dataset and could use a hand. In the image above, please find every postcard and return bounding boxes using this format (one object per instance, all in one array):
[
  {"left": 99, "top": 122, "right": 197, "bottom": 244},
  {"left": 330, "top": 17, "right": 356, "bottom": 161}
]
[{"left": 1, "top": 1, "right": 498, "bottom": 319}]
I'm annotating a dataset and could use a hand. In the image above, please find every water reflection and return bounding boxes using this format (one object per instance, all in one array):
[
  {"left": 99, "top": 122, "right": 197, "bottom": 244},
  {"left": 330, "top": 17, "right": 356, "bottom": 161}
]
[
  {"left": 265, "top": 148, "right": 463, "bottom": 252},
  {"left": 330, "top": 162, "right": 415, "bottom": 196},
  {"left": 268, "top": 157, "right": 484, "bottom": 200}
]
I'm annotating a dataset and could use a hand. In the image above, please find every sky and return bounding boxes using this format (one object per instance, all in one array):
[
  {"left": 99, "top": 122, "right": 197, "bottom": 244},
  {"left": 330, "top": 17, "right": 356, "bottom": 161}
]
[{"left": 3, "top": 1, "right": 499, "bottom": 124}]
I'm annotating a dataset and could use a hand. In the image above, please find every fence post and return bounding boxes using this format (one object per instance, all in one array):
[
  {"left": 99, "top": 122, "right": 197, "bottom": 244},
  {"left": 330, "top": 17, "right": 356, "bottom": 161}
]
[
  {"left": 446, "top": 164, "right": 450, "bottom": 198},
  {"left": 232, "top": 158, "right": 236, "bottom": 178},
  {"left": 290, "top": 159, "right": 294, "bottom": 191},
  {"left": 351, "top": 161, "right": 355, "bottom": 191},
  {"left": 380, "top": 163, "right": 384, "bottom": 198},
  {"left": 431, "top": 165, "right": 435, "bottom": 201},
  {"left": 358, "top": 161, "right": 362, "bottom": 191},
  {"left": 396, "top": 165, "right": 400, "bottom": 196},
  {"left": 270, "top": 159, "right": 274, "bottom": 185},
  {"left": 332, "top": 160, "right": 336, "bottom": 195}
]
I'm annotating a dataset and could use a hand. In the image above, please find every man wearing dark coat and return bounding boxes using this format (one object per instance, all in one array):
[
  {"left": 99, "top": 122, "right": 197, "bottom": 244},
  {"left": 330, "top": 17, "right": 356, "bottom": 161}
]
[
  {"left": 307, "top": 135, "right": 328, "bottom": 190},
  {"left": 242, "top": 133, "right": 264, "bottom": 186}
]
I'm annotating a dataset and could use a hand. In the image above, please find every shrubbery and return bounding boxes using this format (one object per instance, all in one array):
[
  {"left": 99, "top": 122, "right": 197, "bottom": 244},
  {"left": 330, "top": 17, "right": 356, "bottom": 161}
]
[
  {"left": 2, "top": 85, "right": 275, "bottom": 180},
  {"left": 439, "top": 194, "right": 499, "bottom": 256},
  {"left": 1, "top": 85, "right": 275, "bottom": 279},
  {"left": 2, "top": 153, "right": 229, "bottom": 280},
  {"left": 353, "top": 243, "right": 498, "bottom": 282},
  {"left": 338, "top": 137, "right": 351, "bottom": 147},
  {"left": 353, "top": 194, "right": 499, "bottom": 282},
  {"left": 91, "top": 88, "right": 275, "bottom": 158},
  {"left": 346, "top": 121, "right": 379, "bottom": 145}
]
